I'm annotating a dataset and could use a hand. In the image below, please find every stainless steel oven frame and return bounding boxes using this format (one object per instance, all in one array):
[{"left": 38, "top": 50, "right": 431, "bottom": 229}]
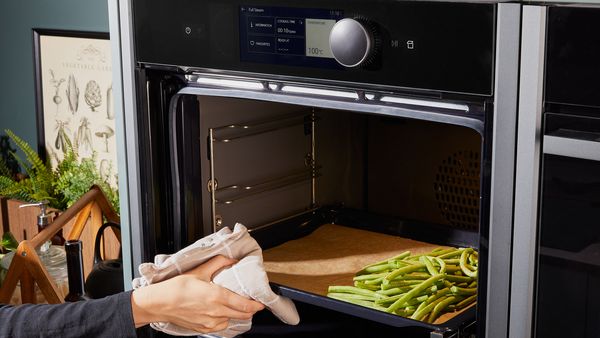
[
  {"left": 511, "top": 5, "right": 600, "bottom": 338},
  {"left": 108, "top": 2, "right": 522, "bottom": 337}
]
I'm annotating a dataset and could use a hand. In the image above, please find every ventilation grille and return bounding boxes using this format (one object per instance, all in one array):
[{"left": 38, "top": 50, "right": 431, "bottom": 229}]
[{"left": 434, "top": 150, "right": 480, "bottom": 231}]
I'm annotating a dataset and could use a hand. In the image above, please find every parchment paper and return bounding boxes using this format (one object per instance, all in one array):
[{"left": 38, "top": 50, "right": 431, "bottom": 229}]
[{"left": 263, "top": 224, "right": 474, "bottom": 324}]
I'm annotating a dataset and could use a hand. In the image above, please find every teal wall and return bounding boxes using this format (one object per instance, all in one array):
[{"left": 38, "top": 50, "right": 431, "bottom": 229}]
[{"left": 0, "top": 0, "right": 109, "bottom": 152}]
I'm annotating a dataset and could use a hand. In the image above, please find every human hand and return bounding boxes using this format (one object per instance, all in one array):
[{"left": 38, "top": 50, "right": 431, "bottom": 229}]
[{"left": 131, "top": 255, "right": 265, "bottom": 333}]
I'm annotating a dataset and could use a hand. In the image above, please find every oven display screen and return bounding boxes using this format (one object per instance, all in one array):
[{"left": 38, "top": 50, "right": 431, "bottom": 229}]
[{"left": 239, "top": 6, "right": 344, "bottom": 68}]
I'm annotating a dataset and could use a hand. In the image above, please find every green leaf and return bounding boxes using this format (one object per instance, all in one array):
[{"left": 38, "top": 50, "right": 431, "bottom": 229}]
[
  {"left": 0, "top": 232, "right": 18, "bottom": 252},
  {"left": 1, "top": 130, "right": 119, "bottom": 213}
]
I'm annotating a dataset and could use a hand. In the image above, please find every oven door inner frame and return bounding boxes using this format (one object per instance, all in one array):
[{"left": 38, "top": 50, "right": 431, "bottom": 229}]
[
  {"left": 170, "top": 76, "right": 487, "bottom": 239},
  {"left": 167, "top": 76, "right": 490, "bottom": 333}
]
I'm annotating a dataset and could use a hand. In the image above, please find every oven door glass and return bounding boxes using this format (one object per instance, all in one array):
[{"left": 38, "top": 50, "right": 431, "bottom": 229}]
[{"left": 535, "top": 153, "right": 600, "bottom": 338}]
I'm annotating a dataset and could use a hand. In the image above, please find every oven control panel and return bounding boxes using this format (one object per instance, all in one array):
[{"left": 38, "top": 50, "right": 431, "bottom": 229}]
[
  {"left": 134, "top": 0, "right": 496, "bottom": 96},
  {"left": 239, "top": 6, "right": 345, "bottom": 69},
  {"left": 239, "top": 6, "right": 378, "bottom": 69}
]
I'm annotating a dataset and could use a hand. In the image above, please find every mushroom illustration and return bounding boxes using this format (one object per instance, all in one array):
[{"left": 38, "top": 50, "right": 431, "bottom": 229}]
[{"left": 95, "top": 125, "right": 114, "bottom": 152}]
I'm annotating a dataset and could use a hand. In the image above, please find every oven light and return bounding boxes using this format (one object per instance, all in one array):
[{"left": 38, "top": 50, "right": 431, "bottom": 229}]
[
  {"left": 281, "top": 85, "right": 359, "bottom": 99},
  {"left": 380, "top": 96, "right": 470, "bottom": 112},
  {"left": 194, "top": 77, "right": 265, "bottom": 90}
]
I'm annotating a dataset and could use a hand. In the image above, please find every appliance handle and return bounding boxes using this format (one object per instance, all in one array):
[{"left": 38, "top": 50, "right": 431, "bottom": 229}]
[{"left": 544, "top": 135, "right": 600, "bottom": 161}]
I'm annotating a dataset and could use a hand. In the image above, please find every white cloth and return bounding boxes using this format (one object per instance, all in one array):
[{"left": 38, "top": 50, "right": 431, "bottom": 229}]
[{"left": 132, "top": 223, "right": 300, "bottom": 337}]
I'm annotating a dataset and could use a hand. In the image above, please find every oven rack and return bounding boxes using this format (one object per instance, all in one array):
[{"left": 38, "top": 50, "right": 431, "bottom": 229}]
[
  {"left": 213, "top": 166, "right": 321, "bottom": 205},
  {"left": 208, "top": 109, "right": 318, "bottom": 231},
  {"left": 211, "top": 111, "right": 318, "bottom": 142}
]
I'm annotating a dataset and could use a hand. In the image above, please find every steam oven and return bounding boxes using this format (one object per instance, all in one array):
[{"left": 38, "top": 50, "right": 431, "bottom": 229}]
[{"left": 112, "top": 1, "right": 521, "bottom": 337}]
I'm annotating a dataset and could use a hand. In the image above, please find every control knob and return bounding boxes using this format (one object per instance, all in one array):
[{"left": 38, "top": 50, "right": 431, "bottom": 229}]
[{"left": 329, "top": 18, "right": 377, "bottom": 68}]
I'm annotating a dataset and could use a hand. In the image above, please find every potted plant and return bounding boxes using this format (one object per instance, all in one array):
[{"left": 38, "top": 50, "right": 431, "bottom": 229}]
[
  {"left": 0, "top": 130, "right": 120, "bottom": 282},
  {"left": 0, "top": 130, "right": 119, "bottom": 213}
]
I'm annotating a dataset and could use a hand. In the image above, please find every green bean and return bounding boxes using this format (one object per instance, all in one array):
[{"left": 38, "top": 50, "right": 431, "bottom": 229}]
[
  {"left": 376, "top": 294, "right": 428, "bottom": 306},
  {"left": 420, "top": 256, "right": 439, "bottom": 276},
  {"left": 363, "top": 277, "right": 384, "bottom": 285},
  {"left": 382, "top": 276, "right": 420, "bottom": 289},
  {"left": 444, "top": 265, "right": 462, "bottom": 274},
  {"left": 328, "top": 286, "right": 386, "bottom": 299},
  {"left": 424, "top": 287, "right": 451, "bottom": 306},
  {"left": 359, "top": 251, "right": 411, "bottom": 272},
  {"left": 328, "top": 294, "right": 388, "bottom": 311},
  {"left": 386, "top": 274, "right": 444, "bottom": 313},
  {"left": 468, "top": 281, "right": 477, "bottom": 288},
  {"left": 389, "top": 272, "right": 431, "bottom": 281},
  {"left": 429, "top": 248, "right": 458, "bottom": 257},
  {"left": 385, "top": 263, "right": 426, "bottom": 281},
  {"left": 353, "top": 272, "right": 388, "bottom": 281},
  {"left": 395, "top": 308, "right": 416, "bottom": 317},
  {"left": 410, "top": 295, "right": 448, "bottom": 320},
  {"left": 450, "top": 286, "right": 477, "bottom": 296},
  {"left": 361, "top": 263, "right": 393, "bottom": 274},
  {"left": 428, "top": 296, "right": 459, "bottom": 323},
  {"left": 460, "top": 249, "right": 478, "bottom": 278},
  {"left": 327, "top": 292, "right": 378, "bottom": 302},
  {"left": 443, "top": 258, "right": 460, "bottom": 264},
  {"left": 433, "top": 257, "right": 446, "bottom": 275},
  {"left": 387, "top": 251, "right": 411, "bottom": 262},
  {"left": 376, "top": 286, "right": 413, "bottom": 296},
  {"left": 437, "top": 248, "right": 465, "bottom": 259},
  {"left": 455, "top": 294, "right": 477, "bottom": 310},
  {"left": 354, "top": 281, "right": 381, "bottom": 291},
  {"left": 468, "top": 253, "right": 478, "bottom": 266},
  {"left": 444, "top": 274, "right": 473, "bottom": 283}
]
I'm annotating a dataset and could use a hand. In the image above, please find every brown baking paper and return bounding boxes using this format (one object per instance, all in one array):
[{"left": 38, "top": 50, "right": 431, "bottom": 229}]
[{"left": 263, "top": 224, "right": 474, "bottom": 325}]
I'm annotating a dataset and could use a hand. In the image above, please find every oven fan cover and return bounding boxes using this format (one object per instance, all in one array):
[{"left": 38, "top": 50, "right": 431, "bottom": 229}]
[{"left": 434, "top": 150, "right": 480, "bottom": 231}]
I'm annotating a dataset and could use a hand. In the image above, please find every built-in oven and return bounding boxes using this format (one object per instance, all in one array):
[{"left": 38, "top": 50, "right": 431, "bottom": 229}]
[
  {"left": 537, "top": 6, "right": 600, "bottom": 338},
  {"left": 109, "top": 1, "right": 521, "bottom": 337},
  {"left": 511, "top": 5, "right": 600, "bottom": 338}
]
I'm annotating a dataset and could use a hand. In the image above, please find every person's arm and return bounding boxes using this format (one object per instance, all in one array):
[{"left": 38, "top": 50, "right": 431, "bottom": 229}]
[
  {"left": 131, "top": 255, "right": 265, "bottom": 333},
  {"left": 0, "top": 291, "right": 137, "bottom": 338},
  {"left": 0, "top": 255, "right": 264, "bottom": 337}
]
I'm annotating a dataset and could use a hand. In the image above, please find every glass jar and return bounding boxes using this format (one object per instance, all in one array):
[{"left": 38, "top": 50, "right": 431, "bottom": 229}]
[{"left": 0, "top": 245, "right": 69, "bottom": 304}]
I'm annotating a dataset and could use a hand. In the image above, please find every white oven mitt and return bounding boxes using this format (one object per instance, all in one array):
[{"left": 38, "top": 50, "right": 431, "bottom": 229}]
[{"left": 131, "top": 223, "right": 300, "bottom": 337}]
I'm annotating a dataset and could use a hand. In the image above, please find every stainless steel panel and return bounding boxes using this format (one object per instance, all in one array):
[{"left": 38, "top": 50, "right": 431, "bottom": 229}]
[
  {"left": 544, "top": 136, "right": 600, "bottom": 161},
  {"left": 487, "top": 3, "right": 521, "bottom": 338},
  {"left": 509, "top": 5, "right": 546, "bottom": 338},
  {"left": 109, "top": 0, "right": 143, "bottom": 281}
]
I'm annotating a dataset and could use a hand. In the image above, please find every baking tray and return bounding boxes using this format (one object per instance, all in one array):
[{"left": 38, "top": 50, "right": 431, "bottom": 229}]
[{"left": 262, "top": 224, "right": 476, "bottom": 331}]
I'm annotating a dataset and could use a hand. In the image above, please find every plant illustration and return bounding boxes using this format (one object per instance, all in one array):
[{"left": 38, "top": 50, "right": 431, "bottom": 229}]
[
  {"left": 49, "top": 69, "right": 65, "bottom": 115},
  {"left": 106, "top": 85, "right": 114, "bottom": 120},
  {"left": 84, "top": 80, "right": 102, "bottom": 112},
  {"left": 66, "top": 74, "right": 79, "bottom": 114},
  {"left": 54, "top": 120, "right": 71, "bottom": 153},
  {"left": 75, "top": 117, "right": 93, "bottom": 158}
]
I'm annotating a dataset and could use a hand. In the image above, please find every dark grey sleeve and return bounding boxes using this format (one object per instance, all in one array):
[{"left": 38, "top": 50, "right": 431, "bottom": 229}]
[{"left": 0, "top": 291, "right": 137, "bottom": 338}]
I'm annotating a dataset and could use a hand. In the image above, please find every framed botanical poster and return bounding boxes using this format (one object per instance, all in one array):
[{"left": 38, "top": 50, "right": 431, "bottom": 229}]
[{"left": 33, "top": 29, "right": 117, "bottom": 188}]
